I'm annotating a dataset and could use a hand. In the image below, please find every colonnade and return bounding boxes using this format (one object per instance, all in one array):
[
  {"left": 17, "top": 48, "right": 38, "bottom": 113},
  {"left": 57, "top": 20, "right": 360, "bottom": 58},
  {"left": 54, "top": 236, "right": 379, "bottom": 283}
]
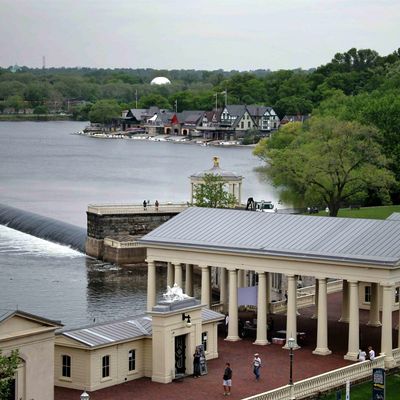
[{"left": 146, "top": 258, "right": 398, "bottom": 367}]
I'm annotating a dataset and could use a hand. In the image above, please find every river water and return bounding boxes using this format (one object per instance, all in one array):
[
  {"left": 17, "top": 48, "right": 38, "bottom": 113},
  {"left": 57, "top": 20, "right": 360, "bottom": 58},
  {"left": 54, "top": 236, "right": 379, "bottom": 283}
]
[{"left": 0, "top": 121, "right": 279, "bottom": 329}]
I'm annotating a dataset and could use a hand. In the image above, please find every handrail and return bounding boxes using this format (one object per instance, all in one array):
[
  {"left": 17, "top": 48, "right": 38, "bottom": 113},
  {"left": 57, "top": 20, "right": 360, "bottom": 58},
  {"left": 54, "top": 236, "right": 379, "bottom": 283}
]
[
  {"left": 87, "top": 203, "right": 189, "bottom": 215},
  {"left": 243, "top": 355, "right": 387, "bottom": 400}
]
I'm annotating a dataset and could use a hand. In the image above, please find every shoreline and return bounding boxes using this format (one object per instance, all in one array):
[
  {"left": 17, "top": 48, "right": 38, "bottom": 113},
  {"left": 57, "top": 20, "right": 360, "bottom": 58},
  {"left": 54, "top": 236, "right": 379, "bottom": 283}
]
[{"left": 0, "top": 114, "right": 74, "bottom": 122}]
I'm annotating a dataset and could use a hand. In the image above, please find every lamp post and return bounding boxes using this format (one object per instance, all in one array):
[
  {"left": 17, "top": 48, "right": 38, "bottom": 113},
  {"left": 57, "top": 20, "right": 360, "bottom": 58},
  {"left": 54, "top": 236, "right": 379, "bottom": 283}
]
[
  {"left": 288, "top": 337, "right": 295, "bottom": 385},
  {"left": 80, "top": 391, "right": 90, "bottom": 400}
]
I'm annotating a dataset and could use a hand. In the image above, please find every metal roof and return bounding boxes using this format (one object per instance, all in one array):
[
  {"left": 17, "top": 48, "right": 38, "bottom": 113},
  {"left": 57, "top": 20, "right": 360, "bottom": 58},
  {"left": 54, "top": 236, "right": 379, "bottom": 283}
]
[
  {"left": 60, "top": 309, "right": 223, "bottom": 348},
  {"left": 139, "top": 207, "right": 400, "bottom": 267},
  {"left": 387, "top": 213, "right": 400, "bottom": 221}
]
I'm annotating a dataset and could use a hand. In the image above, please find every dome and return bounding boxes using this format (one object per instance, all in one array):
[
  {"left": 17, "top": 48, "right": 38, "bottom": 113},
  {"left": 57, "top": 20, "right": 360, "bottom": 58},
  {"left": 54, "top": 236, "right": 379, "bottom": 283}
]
[
  {"left": 190, "top": 157, "right": 243, "bottom": 181},
  {"left": 150, "top": 76, "right": 171, "bottom": 85}
]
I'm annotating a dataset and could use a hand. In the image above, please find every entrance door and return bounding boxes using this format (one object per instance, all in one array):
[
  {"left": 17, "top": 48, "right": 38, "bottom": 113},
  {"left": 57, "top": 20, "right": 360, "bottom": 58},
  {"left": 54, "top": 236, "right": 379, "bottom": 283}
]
[{"left": 175, "top": 335, "right": 186, "bottom": 375}]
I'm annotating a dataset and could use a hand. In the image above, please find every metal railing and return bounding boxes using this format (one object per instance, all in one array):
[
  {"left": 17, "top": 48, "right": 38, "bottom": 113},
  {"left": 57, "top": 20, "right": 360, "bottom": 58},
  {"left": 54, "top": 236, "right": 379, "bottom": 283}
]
[{"left": 87, "top": 202, "right": 189, "bottom": 215}]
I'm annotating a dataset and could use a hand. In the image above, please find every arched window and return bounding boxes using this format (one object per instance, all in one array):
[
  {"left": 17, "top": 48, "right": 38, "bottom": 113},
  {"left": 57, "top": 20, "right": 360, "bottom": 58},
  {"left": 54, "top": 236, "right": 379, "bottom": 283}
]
[{"left": 62, "top": 355, "right": 71, "bottom": 377}]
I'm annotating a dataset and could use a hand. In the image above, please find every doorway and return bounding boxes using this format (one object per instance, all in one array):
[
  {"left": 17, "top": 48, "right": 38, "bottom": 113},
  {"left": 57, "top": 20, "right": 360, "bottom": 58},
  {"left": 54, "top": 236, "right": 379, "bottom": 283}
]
[{"left": 175, "top": 334, "right": 186, "bottom": 375}]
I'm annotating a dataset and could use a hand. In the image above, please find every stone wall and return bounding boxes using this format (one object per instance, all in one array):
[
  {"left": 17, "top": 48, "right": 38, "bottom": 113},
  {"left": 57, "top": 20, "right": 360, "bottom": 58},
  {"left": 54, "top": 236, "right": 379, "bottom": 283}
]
[{"left": 86, "top": 211, "right": 179, "bottom": 261}]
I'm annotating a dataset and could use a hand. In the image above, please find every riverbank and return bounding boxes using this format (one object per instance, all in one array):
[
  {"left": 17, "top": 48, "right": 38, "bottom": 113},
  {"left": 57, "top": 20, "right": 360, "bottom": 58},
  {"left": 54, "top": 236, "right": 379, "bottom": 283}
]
[
  {"left": 73, "top": 130, "right": 254, "bottom": 147},
  {"left": 0, "top": 114, "right": 73, "bottom": 121}
]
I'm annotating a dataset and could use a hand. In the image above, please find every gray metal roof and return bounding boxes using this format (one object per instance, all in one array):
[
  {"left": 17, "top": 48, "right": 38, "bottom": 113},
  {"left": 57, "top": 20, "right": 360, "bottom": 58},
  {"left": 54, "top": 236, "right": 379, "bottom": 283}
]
[
  {"left": 60, "top": 309, "right": 224, "bottom": 348},
  {"left": 139, "top": 207, "right": 400, "bottom": 267},
  {"left": 61, "top": 314, "right": 153, "bottom": 347},
  {"left": 387, "top": 213, "right": 400, "bottom": 221}
]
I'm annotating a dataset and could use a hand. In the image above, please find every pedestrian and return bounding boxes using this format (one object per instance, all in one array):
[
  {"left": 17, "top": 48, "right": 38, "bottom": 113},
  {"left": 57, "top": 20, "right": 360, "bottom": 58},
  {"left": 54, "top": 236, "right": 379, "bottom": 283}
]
[
  {"left": 223, "top": 362, "right": 232, "bottom": 396},
  {"left": 358, "top": 348, "right": 367, "bottom": 361},
  {"left": 284, "top": 290, "right": 288, "bottom": 304},
  {"left": 253, "top": 353, "right": 262, "bottom": 381},
  {"left": 143, "top": 200, "right": 147, "bottom": 210},
  {"left": 368, "top": 346, "right": 375, "bottom": 360},
  {"left": 155, "top": 199, "right": 159, "bottom": 211},
  {"left": 224, "top": 313, "right": 229, "bottom": 336},
  {"left": 193, "top": 347, "right": 201, "bottom": 378}
]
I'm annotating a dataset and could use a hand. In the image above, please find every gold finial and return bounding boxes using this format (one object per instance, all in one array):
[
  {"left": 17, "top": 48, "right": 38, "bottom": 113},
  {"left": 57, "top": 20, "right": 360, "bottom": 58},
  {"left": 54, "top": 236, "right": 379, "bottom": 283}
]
[{"left": 213, "top": 156, "right": 220, "bottom": 167}]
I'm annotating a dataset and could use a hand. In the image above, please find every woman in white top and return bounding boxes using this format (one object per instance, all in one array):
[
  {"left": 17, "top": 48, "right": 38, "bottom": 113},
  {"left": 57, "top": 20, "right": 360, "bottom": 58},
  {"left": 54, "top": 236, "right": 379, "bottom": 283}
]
[
  {"left": 358, "top": 349, "right": 367, "bottom": 361},
  {"left": 368, "top": 346, "right": 375, "bottom": 360}
]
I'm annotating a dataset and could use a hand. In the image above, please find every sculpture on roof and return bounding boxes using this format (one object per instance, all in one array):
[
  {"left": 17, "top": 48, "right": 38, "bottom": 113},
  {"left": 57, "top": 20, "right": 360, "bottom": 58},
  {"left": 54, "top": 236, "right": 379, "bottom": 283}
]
[{"left": 163, "top": 284, "right": 189, "bottom": 302}]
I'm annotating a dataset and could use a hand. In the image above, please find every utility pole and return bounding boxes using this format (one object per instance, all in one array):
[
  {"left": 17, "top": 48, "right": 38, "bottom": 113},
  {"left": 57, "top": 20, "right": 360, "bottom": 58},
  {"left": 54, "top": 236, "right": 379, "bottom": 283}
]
[
  {"left": 175, "top": 99, "right": 178, "bottom": 113},
  {"left": 214, "top": 93, "right": 218, "bottom": 110},
  {"left": 135, "top": 90, "right": 138, "bottom": 109}
]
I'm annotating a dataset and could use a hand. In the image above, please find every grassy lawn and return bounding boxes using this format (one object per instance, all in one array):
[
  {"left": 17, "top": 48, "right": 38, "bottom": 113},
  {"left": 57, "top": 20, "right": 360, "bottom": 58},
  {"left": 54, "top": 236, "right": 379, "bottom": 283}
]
[
  {"left": 313, "top": 205, "right": 400, "bottom": 220},
  {"left": 324, "top": 373, "right": 400, "bottom": 399}
]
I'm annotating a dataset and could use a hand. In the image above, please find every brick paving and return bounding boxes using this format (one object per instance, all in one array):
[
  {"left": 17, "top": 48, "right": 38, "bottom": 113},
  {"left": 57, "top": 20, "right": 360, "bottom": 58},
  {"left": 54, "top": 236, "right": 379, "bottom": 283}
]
[{"left": 55, "top": 292, "right": 399, "bottom": 400}]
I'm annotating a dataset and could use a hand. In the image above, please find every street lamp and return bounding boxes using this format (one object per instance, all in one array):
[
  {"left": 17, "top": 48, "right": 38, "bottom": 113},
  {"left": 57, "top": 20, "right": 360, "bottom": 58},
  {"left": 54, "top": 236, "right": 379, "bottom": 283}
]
[
  {"left": 80, "top": 391, "right": 90, "bottom": 400},
  {"left": 288, "top": 337, "right": 296, "bottom": 385}
]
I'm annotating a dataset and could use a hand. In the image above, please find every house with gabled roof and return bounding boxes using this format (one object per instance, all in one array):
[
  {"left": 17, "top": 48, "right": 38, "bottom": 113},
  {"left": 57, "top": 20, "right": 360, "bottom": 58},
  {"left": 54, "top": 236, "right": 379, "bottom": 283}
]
[
  {"left": 246, "top": 105, "right": 280, "bottom": 133},
  {"left": 0, "top": 309, "right": 62, "bottom": 400}
]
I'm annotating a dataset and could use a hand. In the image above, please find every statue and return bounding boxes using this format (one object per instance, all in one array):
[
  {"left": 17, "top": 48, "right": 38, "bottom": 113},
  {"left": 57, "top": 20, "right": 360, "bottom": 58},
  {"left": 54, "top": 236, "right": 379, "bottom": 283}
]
[{"left": 163, "top": 284, "right": 189, "bottom": 302}]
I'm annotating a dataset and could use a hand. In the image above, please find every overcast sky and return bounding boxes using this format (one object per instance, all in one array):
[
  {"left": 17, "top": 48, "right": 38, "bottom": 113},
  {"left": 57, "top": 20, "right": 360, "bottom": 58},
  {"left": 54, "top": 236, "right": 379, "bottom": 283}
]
[{"left": 1, "top": 0, "right": 399, "bottom": 71}]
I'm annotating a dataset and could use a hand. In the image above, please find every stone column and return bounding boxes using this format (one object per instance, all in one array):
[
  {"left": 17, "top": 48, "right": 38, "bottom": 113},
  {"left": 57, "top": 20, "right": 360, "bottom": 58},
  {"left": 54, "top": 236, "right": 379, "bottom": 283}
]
[
  {"left": 174, "top": 263, "right": 183, "bottom": 288},
  {"left": 167, "top": 262, "right": 174, "bottom": 288},
  {"left": 381, "top": 284, "right": 395, "bottom": 368},
  {"left": 368, "top": 283, "right": 381, "bottom": 326},
  {"left": 398, "top": 296, "right": 400, "bottom": 349},
  {"left": 266, "top": 272, "right": 271, "bottom": 312},
  {"left": 238, "top": 182, "right": 242, "bottom": 205},
  {"left": 201, "top": 265, "right": 211, "bottom": 308},
  {"left": 339, "top": 280, "right": 349, "bottom": 322},
  {"left": 344, "top": 280, "right": 359, "bottom": 361},
  {"left": 311, "top": 279, "right": 319, "bottom": 319},
  {"left": 147, "top": 259, "right": 157, "bottom": 311},
  {"left": 285, "top": 274, "right": 299, "bottom": 349},
  {"left": 226, "top": 269, "right": 240, "bottom": 341},
  {"left": 185, "top": 264, "right": 193, "bottom": 296},
  {"left": 254, "top": 272, "right": 269, "bottom": 345},
  {"left": 313, "top": 278, "right": 331, "bottom": 355},
  {"left": 190, "top": 182, "right": 194, "bottom": 204},
  {"left": 220, "top": 267, "right": 228, "bottom": 312}
]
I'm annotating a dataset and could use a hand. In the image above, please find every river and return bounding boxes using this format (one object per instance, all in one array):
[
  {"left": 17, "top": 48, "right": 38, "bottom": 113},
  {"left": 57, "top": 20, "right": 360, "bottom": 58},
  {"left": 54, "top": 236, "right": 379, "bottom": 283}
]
[{"left": 0, "top": 121, "right": 279, "bottom": 329}]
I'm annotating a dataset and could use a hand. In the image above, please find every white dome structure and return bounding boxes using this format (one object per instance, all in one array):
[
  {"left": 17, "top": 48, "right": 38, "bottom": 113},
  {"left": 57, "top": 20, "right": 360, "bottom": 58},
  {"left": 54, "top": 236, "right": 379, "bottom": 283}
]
[{"left": 150, "top": 76, "right": 171, "bottom": 85}]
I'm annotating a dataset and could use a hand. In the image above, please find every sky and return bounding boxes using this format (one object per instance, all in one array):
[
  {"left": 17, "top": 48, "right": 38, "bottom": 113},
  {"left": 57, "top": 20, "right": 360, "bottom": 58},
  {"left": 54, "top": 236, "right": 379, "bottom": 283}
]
[{"left": 1, "top": 0, "right": 399, "bottom": 71}]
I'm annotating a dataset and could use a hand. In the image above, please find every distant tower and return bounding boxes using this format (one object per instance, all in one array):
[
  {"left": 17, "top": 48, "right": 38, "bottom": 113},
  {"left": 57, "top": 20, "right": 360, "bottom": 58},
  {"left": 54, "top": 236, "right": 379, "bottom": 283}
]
[{"left": 42, "top": 56, "right": 46, "bottom": 70}]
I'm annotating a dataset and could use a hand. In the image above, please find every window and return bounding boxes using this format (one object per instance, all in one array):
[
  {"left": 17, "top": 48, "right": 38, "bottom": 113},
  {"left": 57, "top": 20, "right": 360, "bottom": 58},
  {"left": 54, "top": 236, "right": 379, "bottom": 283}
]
[
  {"left": 202, "top": 332, "right": 208, "bottom": 352},
  {"left": 241, "top": 121, "right": 244, "bottom": 129},
  {"left": 364, "top": 286, "right": 371, "bottom": 303},
  {"left": 102, "top": 355, "right": 110, "bottom": 378},
  {"left": 128, "top": 349, "right": 136, "bottom": 371},
  {"left": 248, "top": 121, "right": 251, "bottom": 128},
  {"left": 62, "top": 355, "right": 71, "bottom": 378}
]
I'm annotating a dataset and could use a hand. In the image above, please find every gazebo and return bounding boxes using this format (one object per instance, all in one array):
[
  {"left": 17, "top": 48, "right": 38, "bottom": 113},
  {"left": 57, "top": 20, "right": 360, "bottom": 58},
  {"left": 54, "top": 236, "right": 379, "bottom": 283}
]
[{"left": 189, "top": 157, "right": 243, "bottom": 205}]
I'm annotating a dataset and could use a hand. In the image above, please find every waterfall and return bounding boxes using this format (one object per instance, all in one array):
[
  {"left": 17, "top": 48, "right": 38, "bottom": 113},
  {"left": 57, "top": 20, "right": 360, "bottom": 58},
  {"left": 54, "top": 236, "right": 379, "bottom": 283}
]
[{"left": 0, "top": 204, "right": 86, "bottom": 252}]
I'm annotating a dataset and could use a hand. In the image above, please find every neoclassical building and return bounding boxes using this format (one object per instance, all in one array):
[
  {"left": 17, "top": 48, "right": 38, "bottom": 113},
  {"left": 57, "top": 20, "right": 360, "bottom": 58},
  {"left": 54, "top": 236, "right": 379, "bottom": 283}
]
[{"left": 139, "top": 207, "right": 400, "bottom": 368}]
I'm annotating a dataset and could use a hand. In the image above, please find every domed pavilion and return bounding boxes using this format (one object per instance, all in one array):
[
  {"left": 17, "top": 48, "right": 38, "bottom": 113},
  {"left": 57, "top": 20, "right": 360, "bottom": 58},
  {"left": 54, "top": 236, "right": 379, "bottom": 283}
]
[{"left": 189, "top": 157, "right": 243, "bottom": 206}]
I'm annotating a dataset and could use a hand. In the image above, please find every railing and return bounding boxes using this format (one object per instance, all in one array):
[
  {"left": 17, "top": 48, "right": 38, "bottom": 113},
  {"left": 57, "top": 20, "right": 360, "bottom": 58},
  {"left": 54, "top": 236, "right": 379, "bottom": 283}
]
[
  {"left": 103, "top": 237, "right": 143, "bottom": 248},
  {"left": 243, "top": 355, "right": 386, "bottom": 400},
  {"left": 270, "top": 280, "right": 343, "bottom": 314},
  {"left": 87, "top": 203, "right": 189, "bottom": 215}
]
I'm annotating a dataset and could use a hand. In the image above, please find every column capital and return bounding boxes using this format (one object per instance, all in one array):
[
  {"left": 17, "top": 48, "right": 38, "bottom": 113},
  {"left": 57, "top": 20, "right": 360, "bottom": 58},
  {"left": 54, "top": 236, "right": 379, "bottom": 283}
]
[{"left": 145, "top": 259, "right": 156, "bottom": 265}]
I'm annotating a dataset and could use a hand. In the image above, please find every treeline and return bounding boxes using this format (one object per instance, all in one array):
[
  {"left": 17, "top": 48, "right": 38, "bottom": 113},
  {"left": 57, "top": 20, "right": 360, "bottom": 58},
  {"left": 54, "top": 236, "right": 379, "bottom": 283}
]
[{"left": 0, "top": 48, "right": 399, "bottom": 124}]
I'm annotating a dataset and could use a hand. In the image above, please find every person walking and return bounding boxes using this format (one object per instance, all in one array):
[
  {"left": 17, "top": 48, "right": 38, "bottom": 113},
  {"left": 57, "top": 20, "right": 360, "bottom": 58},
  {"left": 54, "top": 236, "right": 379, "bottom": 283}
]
[
  {"left": 155, "top": 199, "right": 159, "bottom": 211},
  {"left": 253, "top": 353, "right": 262, "bottom": 381},
  {"left": 193, "top": 347, "right": 201, "bottom": 378},
  {"left": 368, "top": 346, "right": 375, "bottom": 360},
  {"left": 223, "top": 362, "right": 232, "bottom": 396},
  {"left": 143, "top": 200, "right": 147, "bottom": 210}
]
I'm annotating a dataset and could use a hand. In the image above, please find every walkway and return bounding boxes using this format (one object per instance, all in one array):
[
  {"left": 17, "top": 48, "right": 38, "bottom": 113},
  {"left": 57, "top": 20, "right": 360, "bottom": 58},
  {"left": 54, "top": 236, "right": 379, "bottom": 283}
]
[{"left": 55, "top": 292, "right": 399, "bottom": 400}]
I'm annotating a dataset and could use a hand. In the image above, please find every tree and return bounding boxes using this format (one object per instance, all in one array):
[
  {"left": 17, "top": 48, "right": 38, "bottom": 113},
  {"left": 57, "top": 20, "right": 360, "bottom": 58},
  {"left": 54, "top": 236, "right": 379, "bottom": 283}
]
[
  {"left": 88, "top": 99, "right": 121, "bottom": 124},
  {"left": 5, "top": 95, "right": 25, "bottom": 112},
  {"left": 193, "top": 173, "right": 237, "bottom": 208},
  {"left": 253, "top": 117, "right": 395, "bottom": 216},
  {"left": 0, "top": 349, "right": 19, "bottom": 399}
]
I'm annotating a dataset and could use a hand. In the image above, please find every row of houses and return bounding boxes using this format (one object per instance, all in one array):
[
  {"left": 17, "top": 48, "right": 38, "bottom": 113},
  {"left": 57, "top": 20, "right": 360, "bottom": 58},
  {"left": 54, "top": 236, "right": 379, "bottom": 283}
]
[{"left": 121, "top": 104, "right": 282, "bottom": 140}]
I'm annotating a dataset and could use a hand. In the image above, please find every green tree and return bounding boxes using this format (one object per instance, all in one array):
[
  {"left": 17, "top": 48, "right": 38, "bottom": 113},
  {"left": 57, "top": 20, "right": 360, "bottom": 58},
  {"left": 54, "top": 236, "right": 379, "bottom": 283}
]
[
  {"left": 88, "top": 99, "right": 121, "bottom": 124},
  {"left": 33, "top": 105, "right": 48, "bottom": 114},
  {"left": 253, "top": 117, "right": 395, "bottom": 216},
  {"left": 0, "top": 349, "right": 20, "bottom": 399},
  {"left": 5, "top": 95, "right": 25, "bottom": 112},
  {"left": 193, "top": 173, "right": 237, "bottom": 208}
]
